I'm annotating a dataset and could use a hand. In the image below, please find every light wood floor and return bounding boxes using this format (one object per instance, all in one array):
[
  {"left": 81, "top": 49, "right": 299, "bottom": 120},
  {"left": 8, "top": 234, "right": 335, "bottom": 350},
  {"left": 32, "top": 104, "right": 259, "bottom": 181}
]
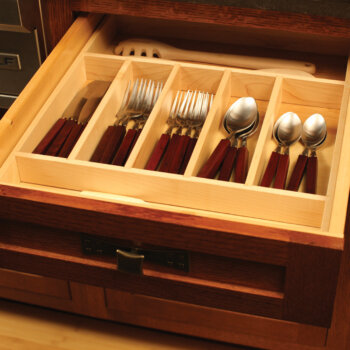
[{"left": 0, "top": 299, "right": 254, "bottom": 350}]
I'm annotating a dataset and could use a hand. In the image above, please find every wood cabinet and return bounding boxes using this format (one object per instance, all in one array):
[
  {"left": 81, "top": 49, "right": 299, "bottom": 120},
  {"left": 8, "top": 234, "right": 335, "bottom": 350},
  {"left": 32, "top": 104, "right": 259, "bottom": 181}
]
[{"left": 1, "top": 2, "right": 350, "bottom": 349}]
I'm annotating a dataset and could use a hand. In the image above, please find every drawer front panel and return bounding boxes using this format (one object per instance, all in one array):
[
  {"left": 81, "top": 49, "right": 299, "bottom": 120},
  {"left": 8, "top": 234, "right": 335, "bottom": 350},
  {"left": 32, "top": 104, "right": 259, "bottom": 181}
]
[{"left": 0, "top": 218, "right": 342, "bottom": 327}]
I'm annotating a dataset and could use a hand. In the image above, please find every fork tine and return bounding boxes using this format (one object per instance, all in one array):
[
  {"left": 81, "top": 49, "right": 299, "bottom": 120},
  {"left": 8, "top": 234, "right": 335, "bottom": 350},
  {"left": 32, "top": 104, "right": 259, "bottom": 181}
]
[
  {"left": 119, "top": 80, "right": 131, "bottom": 111},
  {"left": 188, "top": 90, "right": 198, "bottom": 120},
  {"left": 128, "top": 79, "right": 140, "bottom": 110},
  {"left": 144, "top": 80, "right": 155, "bottom": 112},
  {"left": 179, "top": 90, "right": 192, "bottom": 118}
]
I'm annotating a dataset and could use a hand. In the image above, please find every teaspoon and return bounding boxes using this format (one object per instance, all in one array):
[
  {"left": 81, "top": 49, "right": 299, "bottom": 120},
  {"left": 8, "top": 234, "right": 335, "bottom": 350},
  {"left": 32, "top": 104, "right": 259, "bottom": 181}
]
[
  {"left": 287, "top": 113, "right": 327, "bottom": 193},
  {"left": 260, "top": 112, "right": 302, "bottom": 189}
]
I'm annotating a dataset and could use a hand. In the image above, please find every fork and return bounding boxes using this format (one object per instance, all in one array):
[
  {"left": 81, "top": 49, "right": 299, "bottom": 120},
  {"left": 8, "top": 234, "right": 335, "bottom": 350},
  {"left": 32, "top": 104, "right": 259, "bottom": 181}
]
[
  {"left": 145, "top": 90, "right": 212, "bottom": 173},
  {"left": 90, "top": 79, "right": 162, "bottom": 164},
  {"left": 112, "top": 80, "right": 163, "bottom": 166}
]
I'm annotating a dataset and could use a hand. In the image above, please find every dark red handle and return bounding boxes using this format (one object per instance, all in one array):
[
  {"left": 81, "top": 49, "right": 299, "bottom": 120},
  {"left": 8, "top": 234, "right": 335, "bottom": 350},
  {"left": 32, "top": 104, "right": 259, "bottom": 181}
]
[
  {"left": 167, "top": 135, "right": 191, "bottom": 174},
  {"left": 145, "top": 133, "right": 170, "bottom": 171},
  {"left": 179, "top": 137, "right": 197, "bottom": 175},
  {"left": 159, "top": 134, "right": 182, "bottom": 172},
  {"left": 112, "top": 128, "right": 138, "bottom": 166},
  {"left": 197, "top": 139, "right": 230, "bottom": 179},
  {"left": 273, "top": 153, "right": 289, "bottom": 189},
  {"left": 33, "top": 118, "right": 66, "bottom": 154},
  {"left": 260, "top": 151, "right": 280, "bottom": 187},
  {"left": 306, "top": 155, "right": 317, "bottom": 194},
  {"left": 218, "top": 146, "right": 237, "bottom": 181},
  {"left": 234, "top": 146, "right": 249, "bottom": 183},
  {"left": 91, "top": 125, "right": 115, "bottom": 162},
  {"left": 127, "top": 128, "right": 142, "bottom": 159},
  {"left": 99, "top": 125, "right": 126, "bottom": 164},
  {"left": 45, "top": 119, "right": 76, "bottom": 156},
  {"left": 58, "top": 122, "right": 86, "bottom": 158},
  {"left": 286, "top": 154, "right": 308, "bottom": 191}
]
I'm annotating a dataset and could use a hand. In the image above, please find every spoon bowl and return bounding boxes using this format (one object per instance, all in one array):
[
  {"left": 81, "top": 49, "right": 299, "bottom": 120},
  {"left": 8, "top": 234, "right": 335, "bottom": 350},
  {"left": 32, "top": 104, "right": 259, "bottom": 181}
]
[
  {"left": 276, "top": 112, "right": 302, "bottom": 147},
  {"left": 224, "top": 97, "right": 258, "bottom": 136},
  {"left": 302, "top": 113, "right": 327, "bottom": 149}
]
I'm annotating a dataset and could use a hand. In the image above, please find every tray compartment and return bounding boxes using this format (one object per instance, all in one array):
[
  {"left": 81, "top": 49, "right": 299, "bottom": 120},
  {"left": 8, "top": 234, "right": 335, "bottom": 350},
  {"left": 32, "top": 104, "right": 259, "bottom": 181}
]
[
  {"left": 16, "top": 54, "right": 125, "bottom": 157},
  {"left": 71, "top": 57, "right": 176, "bottom": 163},
  {"left": 128, "top": 64, "right": 226, "bottom": 172},
  {"left": 185, "top": 70, "right": 275, "bottom": 181},
  {"left": 251, "top": 77, "right": 344, "bottom": 195}
]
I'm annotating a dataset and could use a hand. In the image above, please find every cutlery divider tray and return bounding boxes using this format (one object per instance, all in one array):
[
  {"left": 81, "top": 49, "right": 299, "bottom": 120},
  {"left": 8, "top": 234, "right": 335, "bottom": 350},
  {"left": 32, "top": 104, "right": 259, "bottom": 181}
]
[{"left": 0, "top": 15, "right": 349, "bottom": 236}]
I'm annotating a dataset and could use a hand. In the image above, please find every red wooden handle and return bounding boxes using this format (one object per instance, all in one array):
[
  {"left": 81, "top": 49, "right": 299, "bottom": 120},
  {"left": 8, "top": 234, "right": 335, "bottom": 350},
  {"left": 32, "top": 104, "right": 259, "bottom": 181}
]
[
  {"left": 145, "top": 133, "right": 170, "bottom": 171},
  {"left": 234, "top": 146, "right": 249, "bottom": 183},
  {"left": 286, "top": 154, "right": 308, "bottom": 191},
  {"left": 197, "top": 139, "right": 230, "bottom": 179},
  {"left": 127, "top": 128, "right": 142, "bottom": 158},
  {"left": 99, "top": 125, "right": 126, "bottom": 164},
  {"left": 306, "top": 155, "right": 317, "bottom": 194},
  {"left": 33, "top": 118, "right": 66, "bottom": 154},
  {"left": 273, "top": 153, "right": 289, "bottom": 189},
  {"left": 112, "top": 128, "right": 138, "bottom": 166},
  {"left": 159, "top": 134, "right": 182, "bottom": 172},
  {"left": 260, "top": 151, "right": 280, "bottom": 187},
  {"left": 91, "top": 125, "right": 115, "bottom": 162},
  {"left": 218, "top": 146, "right": 237, "bottom": 181},
  {"left": 57, "top": 122, "right": 85, "bottom": 158},
  {"left": 45, "top": 119, "right": 76, "bottom": 156},
  {"left": 167, "top": 135, "right": 191, "bottom": 174},
  {"left": 179, "top": 137, "right": 197, "bottom": 175}
]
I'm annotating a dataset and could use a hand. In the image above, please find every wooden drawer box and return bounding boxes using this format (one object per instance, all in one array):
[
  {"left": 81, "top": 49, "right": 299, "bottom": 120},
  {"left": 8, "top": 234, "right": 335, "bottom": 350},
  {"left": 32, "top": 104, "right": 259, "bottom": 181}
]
[{"left": 0, "top": 6, "right": 350, "bottom": 350}]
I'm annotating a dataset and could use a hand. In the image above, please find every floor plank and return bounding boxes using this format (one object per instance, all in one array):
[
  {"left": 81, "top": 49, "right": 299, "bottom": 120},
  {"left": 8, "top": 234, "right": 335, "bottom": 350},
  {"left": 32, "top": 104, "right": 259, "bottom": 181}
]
[{"left": 0, "top": 299, "right": 254, "bottom": 350}]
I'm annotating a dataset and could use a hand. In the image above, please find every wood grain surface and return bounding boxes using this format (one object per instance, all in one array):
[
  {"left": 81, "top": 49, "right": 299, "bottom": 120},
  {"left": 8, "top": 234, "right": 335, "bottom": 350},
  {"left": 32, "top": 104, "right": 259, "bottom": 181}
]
[{"left": 0, "top": 299, "right": 249, "bottom": 350}]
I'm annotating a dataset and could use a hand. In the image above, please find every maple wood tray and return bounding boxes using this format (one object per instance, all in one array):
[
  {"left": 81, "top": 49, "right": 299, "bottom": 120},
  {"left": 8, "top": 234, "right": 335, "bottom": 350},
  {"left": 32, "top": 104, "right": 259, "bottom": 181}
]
[{"left": 0, "top": 16, "right": 349, "bottom": 243}]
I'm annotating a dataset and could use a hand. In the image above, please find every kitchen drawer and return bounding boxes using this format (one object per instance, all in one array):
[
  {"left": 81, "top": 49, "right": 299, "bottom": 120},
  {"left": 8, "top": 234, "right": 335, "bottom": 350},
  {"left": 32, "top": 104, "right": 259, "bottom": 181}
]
[{"left": 0, "top": 11, "right": 349, "bottom": 349}]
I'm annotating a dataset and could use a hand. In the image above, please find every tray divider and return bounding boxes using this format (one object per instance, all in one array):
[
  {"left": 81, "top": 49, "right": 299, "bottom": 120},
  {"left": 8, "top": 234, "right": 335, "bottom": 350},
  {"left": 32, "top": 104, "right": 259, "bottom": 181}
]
[
  {"left": 245, "top": 76, "right": 283, "bottom": 186},
  {"left": 184, "top": 69, "right": 232, "bottom": 177},
  {"left": 125, "top": 64, "right": 181, "bottom": 168},
  {"left": 68, "top": 59, "right": 132, "bottom": 160},
  {"left": 322, "top": 56, "right": 350, "bottom": 233}
]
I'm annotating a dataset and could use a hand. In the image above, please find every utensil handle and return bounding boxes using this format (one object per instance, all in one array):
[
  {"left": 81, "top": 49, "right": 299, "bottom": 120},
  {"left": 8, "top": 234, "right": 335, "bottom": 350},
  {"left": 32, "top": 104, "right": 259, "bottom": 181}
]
[
  {"left": 218, "top": 146, "right": 237, "bottom": 181},
  {"left": 90, "top": 125, "right": 116, "bottom": 162},
  {"left": 33, "top": 118, "right": 66, "bottom": 154},
  {"left": 172, "top": 48, "right": 316, "bottom": 74},
  {"left": 145, "top": 133, "right": 170, "bottom": 171},
  {"left": 45, "top": 119, "right": 76, "bottom": 156},
  {"left": 306, "top": 155, "right": 317, "bottom": 194},
  {"left": 128, "top": 128, "right": 142, "bottom": 158},
  {"left": 99, "top": 125, "right": 126, "bottom": 164},
  {"left": 168, "top": 135, "right": 191, "bottom": 174},
  {"left": 197, "top": 139, "right": 230, "bottom": 179},
  {"left": 286, "top": 154, "right": 308, "bottom": 191},
  {"left": 112, "top": 128, "right": 138, "bottom": 166},
  {"left": 234, "top": 146, "right": 249, "bottom": 183},
  {"left": 273, "top": 153, "right": 289, "bottom": 189},
  {"left": 179, "top": 137, "right": 197, "bottom": 175},
  {"left": 57, "top": 122, "right": 86, "bottom": 158},
  {"left": 260, "top": 151, "right": 280, "bottom": 187},
  {"left": 159, "top": 134, "right": 181, "bottom": 172}
]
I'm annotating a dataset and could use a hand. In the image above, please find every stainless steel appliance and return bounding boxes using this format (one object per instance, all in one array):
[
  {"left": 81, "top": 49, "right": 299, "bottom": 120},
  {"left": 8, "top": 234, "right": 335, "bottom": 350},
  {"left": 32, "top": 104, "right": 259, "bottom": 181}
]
[{"left": 0, "top": 0, "right": 46, "bottom": 110}]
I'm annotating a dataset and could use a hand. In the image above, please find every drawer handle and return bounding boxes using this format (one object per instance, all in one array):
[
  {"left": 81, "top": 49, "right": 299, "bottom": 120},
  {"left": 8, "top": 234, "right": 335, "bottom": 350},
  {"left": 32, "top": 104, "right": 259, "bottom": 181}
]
[{"left": 117, "top": 249, "right": 144, "bottom": 275}]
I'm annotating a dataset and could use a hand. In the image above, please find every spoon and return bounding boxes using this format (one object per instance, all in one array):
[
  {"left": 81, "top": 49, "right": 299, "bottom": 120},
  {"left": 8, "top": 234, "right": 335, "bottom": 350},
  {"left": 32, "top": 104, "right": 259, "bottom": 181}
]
[
  {"left": 218, "top": 110, "right": 259, "bottom": 182},
  {"left": 197, "top": 97, "right": 257, "bottom": 179},
  {"left": 260, "top": 112, "right": 302, "bottom": 189},
  {"left": 287, "top": 114, "right": 327, "bottom": 193}
]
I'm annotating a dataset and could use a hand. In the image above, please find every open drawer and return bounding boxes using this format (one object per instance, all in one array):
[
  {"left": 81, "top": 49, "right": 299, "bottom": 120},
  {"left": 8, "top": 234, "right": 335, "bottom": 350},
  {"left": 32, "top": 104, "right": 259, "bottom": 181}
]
[{"left": 0, "top": 13, "right": 349, "bottom": 340}]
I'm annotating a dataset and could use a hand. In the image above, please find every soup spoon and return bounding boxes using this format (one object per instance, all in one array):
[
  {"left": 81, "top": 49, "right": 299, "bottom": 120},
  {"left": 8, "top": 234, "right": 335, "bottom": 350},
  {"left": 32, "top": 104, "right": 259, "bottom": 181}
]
[{"left": 197, "top": 97, "right": 257, "bottom": 179}]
